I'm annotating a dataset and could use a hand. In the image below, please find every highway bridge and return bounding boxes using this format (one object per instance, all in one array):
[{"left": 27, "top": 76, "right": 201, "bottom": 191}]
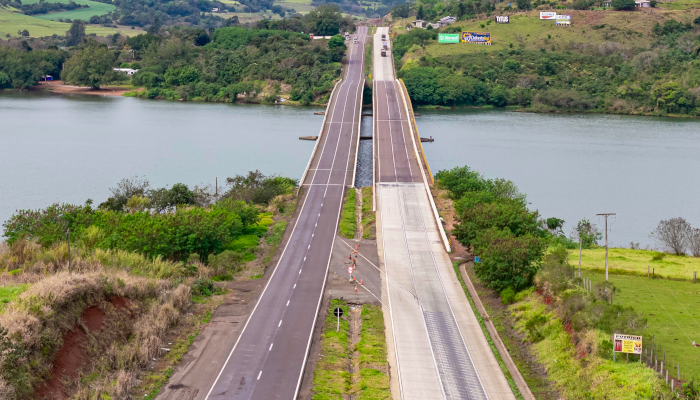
[{"left": 158, "top": 25, "right": 516, "bottom": 400}]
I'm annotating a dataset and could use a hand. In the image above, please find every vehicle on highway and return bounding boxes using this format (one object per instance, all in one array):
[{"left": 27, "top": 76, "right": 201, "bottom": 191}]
[
  {"left": 381, "top": 49, "right": 386, "bottom": 57},
  {"left": 381, "top": 33, "right": 386, "bottom": 39},
  {"left": 353, "top": 36, "right": 358, "bottom": 43}
]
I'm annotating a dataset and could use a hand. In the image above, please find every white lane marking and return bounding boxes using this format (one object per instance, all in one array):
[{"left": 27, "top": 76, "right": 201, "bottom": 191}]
[
  {"left": 294, "top": 284, "right": 296, "bottom": 288},
  {"left": 308, "top": 244, "right": 311, "bottom": 249},
  {"left": 312, "top": 234, "right": 314, "bottom": 237},
  {"left": 287, "top": 300, "right": 290, "bottom": 306},
  {"left": 257, "top": 371, "right": 262, "bottom": 380},
  {"left": 292, "top": 26, "right": 367, "bottom": 400},
  {"left": 269, "top": 343, "right": 274, "bottom": 351},
  {"left": 279, "top": 320, "right": 282, "bottom": 327},
  {"left": 304, "top": 256, "right": 306, "bottom": 261},
  {"left": 205, "top": 27, "right": 368, "bottom": 400}
]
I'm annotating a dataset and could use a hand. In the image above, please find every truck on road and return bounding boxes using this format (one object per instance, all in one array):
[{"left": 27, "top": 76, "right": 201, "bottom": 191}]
[{"left": 381, "top": 49, "right": 386, "bottom": 57}]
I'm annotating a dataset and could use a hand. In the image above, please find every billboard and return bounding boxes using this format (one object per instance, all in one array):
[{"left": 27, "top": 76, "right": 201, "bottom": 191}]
[
  {"left": 555, "top": 14, "right": 571, "bottom": 20},
  {"left": 614, "top": 334, "right": 642, "bottom": 354},
  {"left": 461, "top": 31, "right": 491, "bottom": 45},
  {"left": 540, "top": 11, "right": 557, "bottom": 20},
  {"left": 555, "top": 20, "right": 571, "bottom": 25},
  {"left": 495, "top": 16, "right": 509, "bottom": 23},
  {"left": 438, "top": 33, "right": 460, "bottom": 43}
]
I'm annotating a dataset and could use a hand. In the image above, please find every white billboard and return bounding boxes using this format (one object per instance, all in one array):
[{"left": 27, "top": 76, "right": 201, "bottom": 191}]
[
  {"left": 495, "top": 16, "right": 509, "bottom": 23},
  {"left": 555, "top": 14, "right": 571, "bottom": 20},
  {"left": 540, "top": 12, "right": 557, "bottom": 20}
]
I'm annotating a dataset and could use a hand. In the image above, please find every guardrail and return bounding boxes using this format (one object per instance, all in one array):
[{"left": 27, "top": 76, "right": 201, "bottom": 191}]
[{"left": 350, "top": 78, "right": 366, "bottom": 188}]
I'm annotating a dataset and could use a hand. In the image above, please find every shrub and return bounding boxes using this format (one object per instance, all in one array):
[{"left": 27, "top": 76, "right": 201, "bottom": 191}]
[{"left": 500, "top": 287, "right": 516, "bottom": 305}]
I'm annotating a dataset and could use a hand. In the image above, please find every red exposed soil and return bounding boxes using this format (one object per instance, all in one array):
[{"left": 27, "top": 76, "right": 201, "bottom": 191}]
[{"left": 34, "top": 296, "right": 132, "bottom": 400}]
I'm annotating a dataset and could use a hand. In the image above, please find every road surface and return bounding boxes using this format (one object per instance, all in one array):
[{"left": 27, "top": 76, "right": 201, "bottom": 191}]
[
  {"left": 373, "top": 26, "right": 516, "bottom": 400},
  {"left": 203, "top": 27, "right": 368, "bottom": 400}
]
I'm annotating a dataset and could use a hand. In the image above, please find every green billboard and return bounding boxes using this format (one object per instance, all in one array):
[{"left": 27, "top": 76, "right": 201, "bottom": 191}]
[{"left": 438, "top": 33, "right": 460, "bottom": 43}]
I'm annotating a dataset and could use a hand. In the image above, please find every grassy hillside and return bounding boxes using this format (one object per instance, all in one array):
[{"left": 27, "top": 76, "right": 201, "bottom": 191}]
[
  {"left": 0, "top": 7, "right": 124, "bottom": 37},
  {"left": 396, "top": 9, "right": 700, "bottom": 57},
  {"left": 587, "top": 272, "right": 700, "bottom": 381},
  {"left": 569, "top": 248, "right": 700, "bottom": 280},
  {"left": 21, "top": 0, "right": 115, "bottom": 21}
]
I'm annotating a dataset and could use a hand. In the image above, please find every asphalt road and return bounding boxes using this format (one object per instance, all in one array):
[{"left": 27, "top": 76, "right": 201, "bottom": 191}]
[
  {"left": 373, "top": 26, "right": 514, "bottom": 400},
  {"left": 205, "top": 27, "right": 367, "bottom": 400}
]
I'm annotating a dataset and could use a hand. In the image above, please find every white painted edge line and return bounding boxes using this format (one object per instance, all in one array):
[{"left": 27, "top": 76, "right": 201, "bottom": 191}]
[
  {"left": 372, "top": 78, "right": 377, "bottom": 212},
  {"left": 377, "top": 186, "right": 405, "bottom": 400},
  {"left": 204, "top": 32, "right": 352, "bottom": 400},
  {"left": 292, "top": 27, "right": 366, "bottom": 400},
  {"left": 298, "top": 78, "right": 343, "bottom": 189},
  {"left": 350, "top": 78, "right": 366, "bottom": 188},
  {"left": 395, "top": 79, "right": 451, "bottom": 253}
]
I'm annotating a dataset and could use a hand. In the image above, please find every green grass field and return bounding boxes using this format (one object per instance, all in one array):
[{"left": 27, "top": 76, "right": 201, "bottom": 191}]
[
  {"left": 339, "top": 188, "right": 357, "bottom": 239},
  {"left": 569, "top": 248, "right": 700, "bottom": 281},
  {"left": 0, "top": 284, "right": 29, "bottom": 312},
  {"left": 586, "top": 271, "right": 700, "bottom": 380},
  {"left": 0, "top": 7, "right": 129, "bottom": 37},
  {"left": 21, "top": 0, "right": 115, "bottom": 21},
  {"left": 397, "top": 9, "right": 700, "bottom": 58}
]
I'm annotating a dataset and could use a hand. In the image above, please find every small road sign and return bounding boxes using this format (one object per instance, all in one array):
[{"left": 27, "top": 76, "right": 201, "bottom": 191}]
[
  {"left": 334, "top": 307, "right": 343, "bottom": 317},
  {"left": 348, "top": 266, "right": 353, "bottom": 275}
]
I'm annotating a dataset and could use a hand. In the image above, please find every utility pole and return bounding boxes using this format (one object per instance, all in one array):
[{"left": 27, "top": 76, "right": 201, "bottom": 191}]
[
  {"left": 578, "top": 234, "right": 582, "bottom": 278},
  {"left": 597, "top": 213, "right": 616, "bottom": 281},
  {"left": 67, "top": 228, "right": 72, "bottom": 278}
]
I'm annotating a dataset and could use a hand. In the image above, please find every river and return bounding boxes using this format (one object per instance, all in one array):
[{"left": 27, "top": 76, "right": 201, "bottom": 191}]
[
  {"left": 2, "top": 92, "right": 699, "bottom": 247},
  {"left": 416, "top": 108, "right": 700, "bottom": 248}
]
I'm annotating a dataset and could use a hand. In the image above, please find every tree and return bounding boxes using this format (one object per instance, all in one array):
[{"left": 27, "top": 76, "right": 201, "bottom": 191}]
[
  {"left": 516, "top": 0, "right": 531, "bottom": 10},
  {"left": 653, "top": 217, "right": 692, "bottom": 255},
  {"left": 304, "top": 4, "right": 350, "bottom": 36},
  {"left": 61, "top": 40, "right": 123, "bottom": 89},
  {"left": 416, "top": 4, "right": 425, "bottom": 19},
  {"left": 392, "top": 3, "right": 409, "bottom": 18},
  {"left": 687, "top": 228, "right": 700, "bottom": 257},
  {"left": 611, "top": 0, "right": 636, "bottom": 10},
  {"left": 21, "top": 29, "right": 29, "bottom": 37},
  {"left": 99, "top": 176, "right": 150, "bottom": 211},
  {"left": 472, "top": 228, "right": 545, "bottom": 292},
  {"left": 327, "top": 34, "right": 346, "bottom": 50},
  {"left": 66, "top": 19, "right": 85, "bottom": 46},
  {"left": 571, "top": 219, "right": 601, "bottom": 249}
]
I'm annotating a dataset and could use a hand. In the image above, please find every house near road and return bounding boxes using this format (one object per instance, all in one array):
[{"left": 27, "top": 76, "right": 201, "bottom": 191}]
[
  {"left": 438, "top": 16, "right": 456, "bottom": 27},
  {"left": 412, "top": 19, "right": 426, "bottom": 28},
  {"left": 113, "top": 68, "right": 138, "bottom": 76}
]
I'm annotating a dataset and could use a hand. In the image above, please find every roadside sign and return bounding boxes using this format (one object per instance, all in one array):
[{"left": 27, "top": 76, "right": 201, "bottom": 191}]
[
  {"left": 555, "top": 20, "right": 571, "bottom": 26},
  {"left": 614, "top": 334, "right": 642, "bottom": 354},
  {"left": 540, "top": 11, "right": 557, "bottom": 20},
  {"left": 438, "top": 33, "right": 460, "bottom": 43},
  {"left": 334, "top": 307, "right": 344, "bottom": 317},
  {"left": 348, "top": 266, "right": 353, "bottom": 275},
  {"left": 461, "top": 31, "right": 491, "bottom": 45},
  {"left": 495, "top": 16, "right": 509, "bottom": 24},
  {"left": 555, "top": 14, "right": 571, "bottom": 20}
]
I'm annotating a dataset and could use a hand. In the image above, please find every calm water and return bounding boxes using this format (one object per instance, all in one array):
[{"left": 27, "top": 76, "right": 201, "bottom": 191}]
[
  {"left": 2, "top": 92, "right": 699, "bottom": 248},
  {"left": 416, "top": 109, "right": 700, "bottom": 248},
  {"left": 0, "top": 91, "right": 323, "bottom": 226}
]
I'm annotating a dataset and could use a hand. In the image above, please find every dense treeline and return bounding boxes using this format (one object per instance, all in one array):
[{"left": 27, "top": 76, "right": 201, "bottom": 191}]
[
  {"left": 0, "top": 12, "right": 350, "bottom": 103},
  {"left": 131, "top": 26, "right": 346, "bottom": 103},
  {"left": 12, "top": 1, "right": 89, "bottom": 16},
  {"left": 0, "top": 47, "right": 66, "bottom": 89},
  {"left": 436, "top": 166, "right": 552, "bottom": 292},
  {"left": 395, "top": 20, "right": 700, "bottom": 116},
  {"left": 2, "top": 172, "right": 296, "bottom": 262}
]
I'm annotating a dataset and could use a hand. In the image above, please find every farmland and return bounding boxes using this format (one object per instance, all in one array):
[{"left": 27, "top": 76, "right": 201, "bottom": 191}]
[
  {"left": 569, "top": 247, "right": 700, "bottom": 281},
  {"left": 21, "top": 0, "right": 115, "bottom": 21},
  {"left": 586, "top": 271, "right": 700, "bottom": 380},
  {"left": 0, "top": 7, "right": 126, "bottom": 37}
]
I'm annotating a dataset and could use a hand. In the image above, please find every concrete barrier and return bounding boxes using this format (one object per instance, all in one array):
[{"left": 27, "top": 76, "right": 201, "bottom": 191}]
[
  {"left": 398, "top": 78, "right": 434, "bottom": 185},
  {"left": 298, "top": 79, "right": 342, "bottom": 191}
]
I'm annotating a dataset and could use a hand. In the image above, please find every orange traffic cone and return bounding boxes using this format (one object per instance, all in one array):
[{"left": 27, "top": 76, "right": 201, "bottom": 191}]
[
  {"left": 354, "top": 285, "right": 357, "bottom": 292},
  {"left": 360, "top": 279, "right": 363, "bottom": 285}
]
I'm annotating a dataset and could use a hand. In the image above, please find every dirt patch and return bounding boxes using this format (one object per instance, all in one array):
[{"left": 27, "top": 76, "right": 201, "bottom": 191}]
[
  {"left": 32, "top": 81, "right": 142, "bottom": 97},
  {"left": 34, "top": 296, "right": 132, "bottom": 400}
]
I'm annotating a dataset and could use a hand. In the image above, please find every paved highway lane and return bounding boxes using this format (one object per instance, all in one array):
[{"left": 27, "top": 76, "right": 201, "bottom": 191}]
[
  {"left": 373, "top": 26, "right": 515, "bottom": 400},
  {"left": 206, "top": 26, "right": 367, "bottom": 400}
]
